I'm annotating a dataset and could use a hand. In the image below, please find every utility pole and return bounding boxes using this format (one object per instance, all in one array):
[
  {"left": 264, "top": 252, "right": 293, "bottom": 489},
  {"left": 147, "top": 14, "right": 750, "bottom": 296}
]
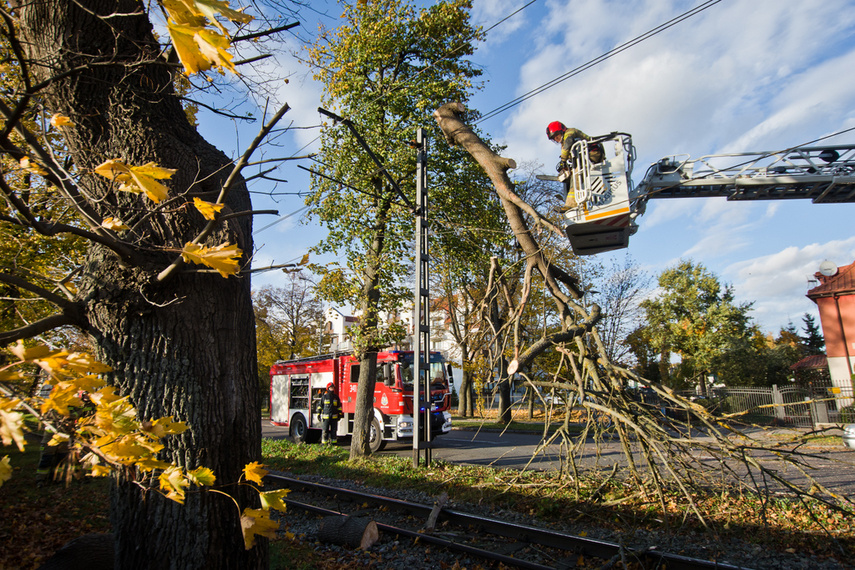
[
  {"left": 413, "top": 128, "right": 431, "bottom": 467},
  {"left": 315, "top": 108, "right": 432, "bottom": 466}
]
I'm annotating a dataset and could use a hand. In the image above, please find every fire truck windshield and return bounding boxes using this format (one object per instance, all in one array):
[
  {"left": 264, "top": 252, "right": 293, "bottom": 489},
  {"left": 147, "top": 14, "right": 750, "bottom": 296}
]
[{"left": 398, "top": 353, "right": 446, "bottom": 391}]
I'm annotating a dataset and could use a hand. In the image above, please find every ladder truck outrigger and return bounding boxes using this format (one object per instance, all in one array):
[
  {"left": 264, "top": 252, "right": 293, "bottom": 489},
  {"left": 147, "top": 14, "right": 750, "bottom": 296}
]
[
  {"left": 542, "top": 133, "right": 855, "bottom": 255},
  {"left": 270, "top": 350, "right": 453, "bottom": 453}
]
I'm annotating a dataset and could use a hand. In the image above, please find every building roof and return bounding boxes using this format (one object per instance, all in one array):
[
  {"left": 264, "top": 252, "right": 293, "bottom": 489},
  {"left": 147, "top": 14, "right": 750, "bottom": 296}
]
[
  {"left": 806, "top": 260, "right": 855, "bottom": 299},
  {"left": 789, "top": 354, "right": 828, "bottom": 370}
]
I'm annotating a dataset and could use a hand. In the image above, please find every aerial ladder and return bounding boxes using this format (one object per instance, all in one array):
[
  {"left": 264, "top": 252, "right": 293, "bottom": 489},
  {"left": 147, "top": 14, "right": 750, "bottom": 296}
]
[{"left": 543, "top": 134, "right": 855, "bottom": 255}]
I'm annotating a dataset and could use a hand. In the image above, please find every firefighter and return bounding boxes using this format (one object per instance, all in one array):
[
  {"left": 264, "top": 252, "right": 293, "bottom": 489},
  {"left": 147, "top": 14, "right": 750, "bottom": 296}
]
[
  {"left": 318, "top": 382, "right": 342, "bottom": 444},
  {"left": 546, "top": 121, "right": 604, "bottom": 211}
]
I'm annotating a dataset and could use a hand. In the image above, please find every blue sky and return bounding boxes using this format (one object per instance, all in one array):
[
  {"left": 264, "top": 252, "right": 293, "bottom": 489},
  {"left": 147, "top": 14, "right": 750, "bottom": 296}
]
[{"left": 195, "top": 0, "right": 855, "bottom": 335}]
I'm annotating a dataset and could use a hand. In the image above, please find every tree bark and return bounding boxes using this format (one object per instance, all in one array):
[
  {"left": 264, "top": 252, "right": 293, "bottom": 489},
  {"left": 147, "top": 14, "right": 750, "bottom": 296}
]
[{"left": 16, "top": 2, "right": 263, "bottom": 568}]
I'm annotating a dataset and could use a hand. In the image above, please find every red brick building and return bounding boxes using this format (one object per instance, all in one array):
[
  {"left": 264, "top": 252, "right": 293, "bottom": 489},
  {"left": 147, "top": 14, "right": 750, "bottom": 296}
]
[{"left": 806, "top": 260, "right": 855, "bottom": 397}]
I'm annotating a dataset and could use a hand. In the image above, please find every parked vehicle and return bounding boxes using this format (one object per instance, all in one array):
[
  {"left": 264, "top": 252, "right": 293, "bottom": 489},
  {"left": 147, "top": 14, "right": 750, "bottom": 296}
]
[
  {"left": 844, "top": 424, "right": 855, "bottom": 450},
  {"left": 270, "top": 350, "right": 452, "bottom": 452}
]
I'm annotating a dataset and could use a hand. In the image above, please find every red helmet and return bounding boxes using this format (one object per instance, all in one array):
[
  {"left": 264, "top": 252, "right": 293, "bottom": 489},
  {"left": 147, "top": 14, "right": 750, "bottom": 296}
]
[
  {"left": 546, "top": 121, "right": 566, "bottom": 140},
  {"left": 326, "top": 382, "right": 334, "bottom": 390}
]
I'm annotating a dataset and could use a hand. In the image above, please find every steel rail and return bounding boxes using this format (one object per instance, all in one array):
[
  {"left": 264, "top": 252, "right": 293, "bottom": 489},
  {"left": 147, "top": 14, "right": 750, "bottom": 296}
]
[
  {"left": 283, "top": 497, "right": 554, "bottom": 570},
  {"left": 266, "top": 473, "right": 744, "bottom": 570}
]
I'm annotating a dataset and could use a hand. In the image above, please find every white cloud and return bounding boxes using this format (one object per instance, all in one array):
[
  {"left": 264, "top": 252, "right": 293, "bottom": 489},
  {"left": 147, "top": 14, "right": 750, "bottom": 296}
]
[{"left": 725, "top": 237, "right": 855, "bottom": 331}]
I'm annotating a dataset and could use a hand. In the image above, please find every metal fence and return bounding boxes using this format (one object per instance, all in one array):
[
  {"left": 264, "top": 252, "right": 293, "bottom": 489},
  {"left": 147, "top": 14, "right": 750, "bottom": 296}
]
[{"left": 680, "top": 384, "right": 855, "bottom": 428}]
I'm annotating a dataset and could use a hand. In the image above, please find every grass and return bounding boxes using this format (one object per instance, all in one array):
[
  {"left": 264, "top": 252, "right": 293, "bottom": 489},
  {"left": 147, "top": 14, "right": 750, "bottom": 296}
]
[
  {"left": 261, "top": 432, "right": 855, "bottom": 567},
  {"left": 4, "top": 417, "right": 852, "bottom": 569},
  {"left": 1, "top": 435, "right": 111, "bottom": 569}
]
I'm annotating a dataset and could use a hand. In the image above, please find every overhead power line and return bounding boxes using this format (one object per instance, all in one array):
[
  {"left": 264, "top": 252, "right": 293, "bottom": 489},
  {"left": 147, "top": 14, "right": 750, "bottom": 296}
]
[{"left": 477, "top": 0, "right": 723, "bottom": 124}]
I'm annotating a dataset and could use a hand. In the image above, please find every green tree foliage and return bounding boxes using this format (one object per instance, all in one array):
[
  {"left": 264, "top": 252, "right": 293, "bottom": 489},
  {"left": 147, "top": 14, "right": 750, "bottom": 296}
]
[
  {"left": 801, "top": 312, "right": 825, "bottom": 354},
  {"left": 305, "top": 0, "right": 486, "bottom": 455},
  {"left": 636, "top": 260, "right": 755, "bottom": 389}
]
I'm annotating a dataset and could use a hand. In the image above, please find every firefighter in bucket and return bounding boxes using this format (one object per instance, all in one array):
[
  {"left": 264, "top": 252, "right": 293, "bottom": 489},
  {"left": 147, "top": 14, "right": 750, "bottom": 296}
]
[{"left": 317, "top": 382, "right": 342, "bottom": 444}]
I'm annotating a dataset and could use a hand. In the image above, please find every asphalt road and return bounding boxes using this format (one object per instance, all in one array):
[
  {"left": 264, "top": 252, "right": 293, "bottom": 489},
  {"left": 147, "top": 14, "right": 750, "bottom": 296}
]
[{"left": 261, "top": 421, "right": 855, "bottom": 497}]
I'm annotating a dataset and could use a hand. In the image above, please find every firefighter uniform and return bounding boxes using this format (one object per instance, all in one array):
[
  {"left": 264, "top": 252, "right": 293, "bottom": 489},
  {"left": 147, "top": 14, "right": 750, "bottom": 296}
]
[{"left": 317, "top": 385, "right": 342, "bottom": 444}]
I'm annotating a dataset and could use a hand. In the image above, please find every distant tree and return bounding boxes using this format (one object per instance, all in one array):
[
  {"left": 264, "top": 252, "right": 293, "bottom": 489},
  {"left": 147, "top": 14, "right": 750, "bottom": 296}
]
[
  {"left": 801, "top": 313, "right": 825, "bottom": 354},
  {"left": 637, "top": 260, "right": 755, "bottom": 391},
  {"left": 253, "top": 273, "right": 324, "bottom": 395},
  {"left": 592, "top": 254, "right": 650, "bottom": 365},
  {"left": 306, "top": 0, "right": 485, "bottom": 457}
]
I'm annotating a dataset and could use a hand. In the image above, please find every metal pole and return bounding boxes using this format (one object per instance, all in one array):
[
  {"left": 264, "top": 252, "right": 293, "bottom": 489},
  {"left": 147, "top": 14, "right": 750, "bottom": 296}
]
[{"left": 412, "top": 128, "right": 431, "bottom": 467}]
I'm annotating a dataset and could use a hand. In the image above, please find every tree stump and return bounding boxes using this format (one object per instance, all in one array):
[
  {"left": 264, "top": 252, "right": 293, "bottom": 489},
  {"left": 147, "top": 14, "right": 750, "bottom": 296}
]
[{"left": 317, "top": 516, "right": 379, "bottom": 549}]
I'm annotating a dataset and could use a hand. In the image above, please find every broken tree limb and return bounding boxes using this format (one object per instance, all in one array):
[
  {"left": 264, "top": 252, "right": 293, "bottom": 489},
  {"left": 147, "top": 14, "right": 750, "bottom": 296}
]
[
  {"left": 424, "top": 492, "right": 448, "bottom": 532},
  {"left": 317, "top": 515, "right": 380, "bottom": 549}
]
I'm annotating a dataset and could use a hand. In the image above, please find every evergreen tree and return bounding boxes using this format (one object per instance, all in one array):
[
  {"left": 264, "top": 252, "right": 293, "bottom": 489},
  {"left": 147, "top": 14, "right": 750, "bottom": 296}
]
[{"left": 801, "top": 313, "right": 825, "bottom": 354}]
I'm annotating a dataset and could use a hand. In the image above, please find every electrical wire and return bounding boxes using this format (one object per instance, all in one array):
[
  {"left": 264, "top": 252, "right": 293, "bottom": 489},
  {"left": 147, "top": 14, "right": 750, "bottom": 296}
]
[{"left": 476, "top": 0, "right": 723, "bottom": 124}]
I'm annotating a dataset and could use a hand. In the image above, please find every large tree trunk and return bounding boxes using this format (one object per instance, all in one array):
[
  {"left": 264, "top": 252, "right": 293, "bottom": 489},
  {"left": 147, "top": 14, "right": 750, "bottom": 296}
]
[{"left": 17, "top": 2, "right": 264, "bottom": 568}]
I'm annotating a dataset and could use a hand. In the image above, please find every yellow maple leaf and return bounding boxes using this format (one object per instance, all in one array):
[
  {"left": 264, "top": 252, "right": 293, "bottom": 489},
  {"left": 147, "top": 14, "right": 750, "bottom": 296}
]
[
  {"left": 168, "top": 22, "right": 237, "bottom": 75},
  {"left": 162, "top": 0, "right": 207, "bottom": 26},
  {"left": 88, "top": 386, "right": 121, "bottom": 406},
  {"left": 94, "top": 397, "right": 138, "bottom": 436},
  {"left": 187, "top": 466, "right": 216, "bottom": 486},
  {"left": 94, "top": 159, "right": 175, "bottom": 203},
  {"left": 88, "top": 464, "right": 112, "bottom": 478},
  {"left": 192, "top": 197, "right": 224, "bottom": 220},
  {"left": 135, "top": 458, "right": 173, "bottom": 473},
  {"left": 9, "top": 341, "right": 56, "bottom": 362},
  {"left": 240, "top": 508, "right": 278, "bottom": 549},
  {"left": 0, "top": 400, "right": 25, "bottom": 451},
  {"left": 181, "top": 242, "right": 242, "bottom": 277},
  {"left": 40, "top": 383, "right": 83, "bottom": 415},
  {"left": 142, "top": 416, "right": 189, "bottom": 438},
  {"left": 259, "top": 489, "right": 289, "bottom": 513},
  {"left": 101, "top": 438, "right": 153, "bottom": 465},
  {"left": 19, "top": 156, "right": 46, "bottom": 176},
  {"left": 159, "top": 466, "right": 190, "bottom": 504},
  {"left": 46, "top": 432, "right": 70, "bottom": 447},
  {"left": 165, "top": 0, "right": 252, "bottom": 32},
  {"left": 242, "top": 461, "right": 268, "bottom": 485},
  {"left": 49, "top": 113, "right": 75, "bottom": 128},
  {"left": 0, "top": 456, "right": 11, "bottom": 487},
  {"left": 102, "top": 217, "right": 130, "bottom": 231}
]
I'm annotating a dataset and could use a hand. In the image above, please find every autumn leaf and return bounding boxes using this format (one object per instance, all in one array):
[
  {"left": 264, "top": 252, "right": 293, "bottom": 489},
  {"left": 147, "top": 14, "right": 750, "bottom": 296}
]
[
  {"left": 9, "top": 340, "right": 55, "bottom": 362},
  {"left": 142, "top": 416, "right": 189, "bottom": 438},
  {"left": 164, "top": 0, "right": 252, "bottom": 33},
  {"left": 259, "top": 489, "right": 289, "bottom": 513},
  {"left": 102, "top": 217, "right": 130, "bottom": 231},
  {"left": 240, "top": 508, "right": 278, "bottom": 549},
  {"left": 0, "top": 399, "right": 25, "bottom": 451},
  {"left": 0, "top": 456, "right": 11, "bottom": 487},
  {"left": 88, "top": 464, "right": 112, "bottom": 478},
  {"left": 159, "top": 466, "right": 191, "bottom": 504},
  {"left": 167, "top": 22, "right": 236, "bottom": 75},
  {"left": 192, "top": 197, "right": 224, "bottom": 220},
  {"left": 94, "top": 397, "right": 138, "bottom": 436},
  {"left": 187, "top": 466, "right": 216, "bottom": 486},
  {"left": 19, "top": 156, "right": 46, "bottom": 176},
  {"left": 40, "top": 383, "right": 83, "bottom": 415},
  {"left": 49, "top": 113, "right": 75, "bottom": 128},
  {"left": 299, "top": 253, "right": 309, "bottom": 265},
  {"left": 87, "top": 386, "right": 121, "bottom": 407},
  {"left": 181, "top": 242, "right": 242, "bottom": 277},
  {"left": 94, "top": 159, "right": 176, "bottom": 203},
  {"left": 242, "top": 461, "right": 268, "bottom": 485},
  {"left": 135, "top": 458, "right": 173, "bottom": 473}
]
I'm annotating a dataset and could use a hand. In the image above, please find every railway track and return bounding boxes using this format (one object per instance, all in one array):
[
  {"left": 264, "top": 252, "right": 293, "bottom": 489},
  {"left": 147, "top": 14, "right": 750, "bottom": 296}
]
[{"left": 265, "top": 473, "right": 746, "bottom": 570}]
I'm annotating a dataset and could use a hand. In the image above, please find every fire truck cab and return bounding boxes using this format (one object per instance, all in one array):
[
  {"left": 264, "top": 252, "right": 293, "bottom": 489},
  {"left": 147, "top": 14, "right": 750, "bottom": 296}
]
[{"left": 270, "top": 350, "right": 452, "bottom": 452}]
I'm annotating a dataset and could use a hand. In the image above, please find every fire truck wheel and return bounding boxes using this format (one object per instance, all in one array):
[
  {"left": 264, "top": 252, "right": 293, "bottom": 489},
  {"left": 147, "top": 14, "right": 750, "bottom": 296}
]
[
  {"left": 368, "top": 417, "right": 386, "bottom": 453},
  {"left": 290, "top": 414, "right": 308, "bottom": 444}
]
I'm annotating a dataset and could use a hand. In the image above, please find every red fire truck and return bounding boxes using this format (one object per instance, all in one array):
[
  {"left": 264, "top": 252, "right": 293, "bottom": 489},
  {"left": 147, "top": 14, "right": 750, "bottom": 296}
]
[{"left": 269, "top": 350, "right": 452, "bottom": 452}]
